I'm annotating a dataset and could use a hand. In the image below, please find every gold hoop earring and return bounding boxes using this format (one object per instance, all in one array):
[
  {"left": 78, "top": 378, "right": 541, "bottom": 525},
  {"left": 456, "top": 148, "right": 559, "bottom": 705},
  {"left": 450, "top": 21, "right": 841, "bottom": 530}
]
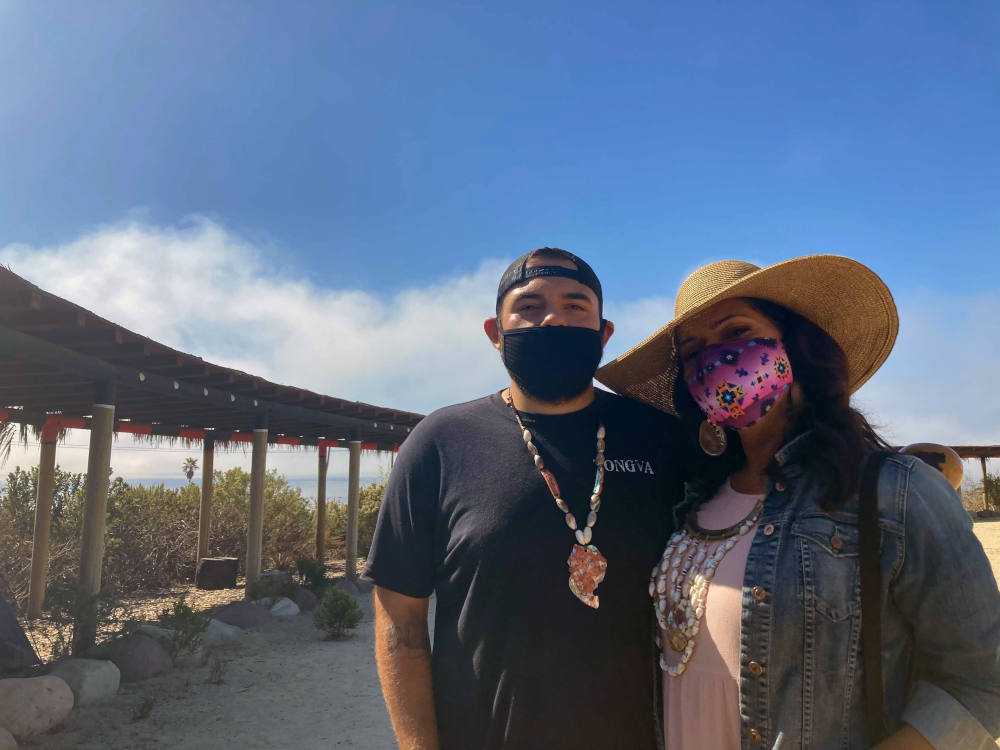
[{"left": 698, "top": 420, "right": 727, "bottom": 457}]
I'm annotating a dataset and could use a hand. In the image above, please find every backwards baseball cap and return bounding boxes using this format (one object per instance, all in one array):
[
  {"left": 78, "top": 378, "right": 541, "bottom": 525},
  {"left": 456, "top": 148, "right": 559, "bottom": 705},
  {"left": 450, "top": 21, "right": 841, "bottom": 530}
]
[{"left": 496, "top": 248, "right": 604, "bottom": 317}]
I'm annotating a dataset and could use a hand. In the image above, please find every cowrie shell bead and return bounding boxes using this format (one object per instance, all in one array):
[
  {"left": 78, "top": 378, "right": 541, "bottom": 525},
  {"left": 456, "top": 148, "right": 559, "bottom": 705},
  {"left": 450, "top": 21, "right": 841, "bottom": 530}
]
[
  {"left": 522, "top": 429, "right": 532, "bottom": 443},
  {"left": 586, "top": 511, "right": 597, "bottom": 527},
  {"left": 556, "top": 498, "right": 569, "bottom": 513},
  {"left": 534, "top": 454, "right": 544, "bottom": 469},
  {"left": 575, "top": 529, "right": 586, "bottom": 545},
  {"left": 579, "top": 527, "right": 593, "bottom": 544},
  {"left": 649, "top": 582, "right": 656, "bottom": 597},
  {"left": 597, "top": 425, "right": 606, "bottom": 439},
  {"left": 565, "top": 514, "right": 577, "bottom": 530},
  {"left": 526, "top": 441, "right": 537, "bottom": 454},
  {"left": 596, "top": 439, "right": 605, "bottom": 452}
]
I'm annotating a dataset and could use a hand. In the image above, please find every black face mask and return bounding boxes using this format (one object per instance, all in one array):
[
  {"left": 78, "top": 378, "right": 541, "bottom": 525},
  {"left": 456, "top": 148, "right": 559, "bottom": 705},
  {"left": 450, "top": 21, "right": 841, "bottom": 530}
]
[{"left": 500, "top": 324, "right": 605, "bottom": 404}]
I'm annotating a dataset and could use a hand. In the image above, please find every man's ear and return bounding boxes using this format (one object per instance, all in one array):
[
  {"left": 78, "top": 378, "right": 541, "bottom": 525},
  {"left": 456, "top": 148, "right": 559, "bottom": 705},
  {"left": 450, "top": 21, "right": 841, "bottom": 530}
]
[
  {"left": 484, "top": 317, "right": 503, "bottom": 352},
  {"left": 601, "top": 319, "right": 615, "bottom": 348}
]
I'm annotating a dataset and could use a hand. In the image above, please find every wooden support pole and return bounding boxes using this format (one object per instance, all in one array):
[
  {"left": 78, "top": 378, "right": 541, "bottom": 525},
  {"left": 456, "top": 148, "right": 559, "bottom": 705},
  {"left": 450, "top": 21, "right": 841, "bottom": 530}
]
[
  {"left": 27, "top": 421, "right": 59, "bottom": 618},
  {"left": 196, "top": 436, "right": 215, "bottom": 564},
  {"left": 316, "top": 445, "right": 328, "bottom": 564},
  {"left": 345, "top": 440, "right": 362, "bottom": 580},
  {"left": 79, "top": 395, "right": 115, "bottom": 595},
  {"left": 983, "top": 457, "right": 991, "bottom": 509},
  {"left": 245, "top": 415, "right": 268, "bottom": 584}
]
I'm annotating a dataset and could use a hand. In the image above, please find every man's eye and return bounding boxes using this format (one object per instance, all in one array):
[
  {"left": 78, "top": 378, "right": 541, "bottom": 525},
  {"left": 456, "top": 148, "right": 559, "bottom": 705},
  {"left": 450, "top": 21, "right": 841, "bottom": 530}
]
[{"left": 728, "top": 327, "right": 750, "bottom": 338}]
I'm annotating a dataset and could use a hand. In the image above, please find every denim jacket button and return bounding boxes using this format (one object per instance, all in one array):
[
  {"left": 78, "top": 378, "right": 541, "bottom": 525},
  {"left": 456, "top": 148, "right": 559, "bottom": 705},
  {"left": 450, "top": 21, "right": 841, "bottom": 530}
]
[
  {"left": 748, "top": 660, "right": 763, "bottom": 676},
  {"left": 748, "top": 728, "right": 763, "bottom": 743},
  {"left": 751, "top": 585, "right": 767, "bottom": 601},
  {"left": 762, "top": 523, "right": 775, "bottom": 536}
]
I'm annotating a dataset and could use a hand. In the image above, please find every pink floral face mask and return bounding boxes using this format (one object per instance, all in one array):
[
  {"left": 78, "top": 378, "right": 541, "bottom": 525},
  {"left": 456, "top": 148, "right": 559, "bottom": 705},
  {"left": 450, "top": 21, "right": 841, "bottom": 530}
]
[{"left": 684, "top": 337, "right": 794, "bottom": 430}]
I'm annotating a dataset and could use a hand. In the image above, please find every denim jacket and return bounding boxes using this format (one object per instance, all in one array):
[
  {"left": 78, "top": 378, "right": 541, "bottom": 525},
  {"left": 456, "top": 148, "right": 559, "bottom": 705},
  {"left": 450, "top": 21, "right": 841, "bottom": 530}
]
[{"left": 669, "top": 435, "right": 1000, "bottom": 750}]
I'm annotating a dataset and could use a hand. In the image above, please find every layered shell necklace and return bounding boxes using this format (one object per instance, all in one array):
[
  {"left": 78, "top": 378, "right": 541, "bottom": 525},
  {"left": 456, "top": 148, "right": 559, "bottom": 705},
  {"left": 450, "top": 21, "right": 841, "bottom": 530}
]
[
  {"left": 651, "top": 493, "right": 764, "bottom": 676},
  {"left": 504, "top": 389, "right": 609, "bottom": 609}
]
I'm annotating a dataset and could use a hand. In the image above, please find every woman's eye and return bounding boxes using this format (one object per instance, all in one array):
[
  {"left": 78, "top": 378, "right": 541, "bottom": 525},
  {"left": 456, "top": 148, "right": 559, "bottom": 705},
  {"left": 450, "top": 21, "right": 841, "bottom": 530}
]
[{"left": 727, "top": 326, "right": 751, "bottom": 339}]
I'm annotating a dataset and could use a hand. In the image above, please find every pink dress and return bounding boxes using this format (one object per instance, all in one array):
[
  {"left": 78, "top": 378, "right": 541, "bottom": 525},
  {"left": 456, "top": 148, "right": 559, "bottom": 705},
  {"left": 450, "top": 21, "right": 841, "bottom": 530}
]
[{"left": 661, "top": 481, "right": 764, "bottom": 749}]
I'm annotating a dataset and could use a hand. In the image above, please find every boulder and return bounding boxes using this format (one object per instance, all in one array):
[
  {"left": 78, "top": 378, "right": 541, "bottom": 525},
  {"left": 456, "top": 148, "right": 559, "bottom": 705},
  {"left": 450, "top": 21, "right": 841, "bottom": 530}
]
[
  {"left": 195, "top": 557, "right": 238, "bottom": 590},
  {"left": 0, "top": 727, "right": 15, "bottom": 750},
  {"left": 48, "top": 659, "right": 119, "bottom": 706},
  {"left": 105, "top": 633, "right": 172, "bottom": 683},
  {"left": 0, "top": 675, "right": 73, "bottom": 740},
  {"left": 258, "top": 570, "right": 292, "bottom": 587},
  {"left": 201, "top": 619, "right": 241, "bottom": 647},
  {"left": 213, "top": 601, "right": 272, "bottom": 630},
  {"left": 269, "top": 597, "right": 300, "bottom": 617},
  {"left": 0, "top": 595, "right": 39, "bottom": 675},
  {"left": 137, "top": 623, "right": 177, "bottom": 649},
  {"left": 336, "top": 578, "right": 374, "bottom": 597},
  {"left": 292, "top": 588, "right": 318, "bottom": 611}
]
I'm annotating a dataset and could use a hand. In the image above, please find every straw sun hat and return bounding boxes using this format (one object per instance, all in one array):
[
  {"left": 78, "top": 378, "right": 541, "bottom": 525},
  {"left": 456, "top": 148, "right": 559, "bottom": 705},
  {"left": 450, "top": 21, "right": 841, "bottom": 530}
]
[{"left": 596, "top": 255, "right": 899, "bottom": 416}]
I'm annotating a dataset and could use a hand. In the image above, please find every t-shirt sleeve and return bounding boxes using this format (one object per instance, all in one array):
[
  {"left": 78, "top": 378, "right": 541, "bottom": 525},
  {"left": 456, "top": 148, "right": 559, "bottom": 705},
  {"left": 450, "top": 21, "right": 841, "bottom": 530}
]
[{"left": 360, "top": 422, "right": 441, "bottom": 598}]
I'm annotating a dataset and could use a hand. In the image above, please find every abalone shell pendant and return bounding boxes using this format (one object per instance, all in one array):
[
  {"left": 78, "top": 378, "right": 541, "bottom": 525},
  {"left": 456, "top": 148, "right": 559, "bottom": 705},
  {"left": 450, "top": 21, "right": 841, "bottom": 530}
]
[{"left": 567, "top": 543, "right": 608, "bottom": 609}]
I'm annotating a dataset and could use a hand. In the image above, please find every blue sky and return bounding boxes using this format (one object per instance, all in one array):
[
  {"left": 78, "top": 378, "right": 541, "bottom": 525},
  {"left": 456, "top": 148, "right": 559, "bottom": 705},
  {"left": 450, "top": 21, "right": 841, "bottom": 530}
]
[{"left": 1, "top": 1, "right": 998, "bottom": 483}]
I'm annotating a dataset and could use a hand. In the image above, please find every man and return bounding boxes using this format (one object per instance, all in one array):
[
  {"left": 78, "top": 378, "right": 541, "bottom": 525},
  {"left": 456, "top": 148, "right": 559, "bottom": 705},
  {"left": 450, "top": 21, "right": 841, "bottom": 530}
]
[{"left": 363, "top": 248, "right": 686, "bottom": 749}]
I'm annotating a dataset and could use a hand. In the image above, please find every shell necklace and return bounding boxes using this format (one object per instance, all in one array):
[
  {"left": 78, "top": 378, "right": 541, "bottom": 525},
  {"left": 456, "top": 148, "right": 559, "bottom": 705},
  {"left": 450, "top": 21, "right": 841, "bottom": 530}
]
[
  {"left": 503, "top": 389, "right": 608, "bottom": 609},
  {"left": 651, "top": 492, "right": 764, "bottom": 676}
]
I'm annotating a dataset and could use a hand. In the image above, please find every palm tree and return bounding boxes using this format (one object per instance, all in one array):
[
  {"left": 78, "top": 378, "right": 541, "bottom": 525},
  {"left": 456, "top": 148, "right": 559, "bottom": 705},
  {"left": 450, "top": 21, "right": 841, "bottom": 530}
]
[
  {"left": 183, "top": 457, "right": 199, "bottom": 483},
  {"left": 0, "top": 420, "right": 13, "bottom": 468}
]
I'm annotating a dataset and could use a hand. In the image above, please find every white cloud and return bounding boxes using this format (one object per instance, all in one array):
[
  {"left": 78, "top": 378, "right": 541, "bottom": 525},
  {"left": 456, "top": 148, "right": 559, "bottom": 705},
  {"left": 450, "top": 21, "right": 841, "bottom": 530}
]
[{"left": 2, "top": 218, "right": 998, "bottom": 485}]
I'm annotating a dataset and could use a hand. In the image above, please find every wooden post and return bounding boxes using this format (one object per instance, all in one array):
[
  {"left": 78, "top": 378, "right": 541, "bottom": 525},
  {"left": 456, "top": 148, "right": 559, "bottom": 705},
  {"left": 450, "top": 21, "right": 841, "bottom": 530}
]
[
  {"left": 316, "top": 444, "right": 328, "bottom": 564},
  {"left": 79, "top": 390, "right": 115, "bottom": 595},
  {"left": 346, "top": 439, "right": 362, "bottom": 579},
  {"left": 196, "top": 436, "right": 215, "bottom": 564},
  {"left": 983, "top": 457, "right": 991, "bottom": 510},
  {"left": 246, "top": 414, "right": 268, "bottom": 584},
  {"left": 27, "top": 420, "right": 58, "bottom": 618}
]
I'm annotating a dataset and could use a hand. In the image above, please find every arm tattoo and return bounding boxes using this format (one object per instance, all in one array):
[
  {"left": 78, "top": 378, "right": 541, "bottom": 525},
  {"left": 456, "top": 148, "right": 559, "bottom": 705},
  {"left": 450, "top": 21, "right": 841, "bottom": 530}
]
[{"left": 384, "top": 621, "right": 431, "bottom": 656}]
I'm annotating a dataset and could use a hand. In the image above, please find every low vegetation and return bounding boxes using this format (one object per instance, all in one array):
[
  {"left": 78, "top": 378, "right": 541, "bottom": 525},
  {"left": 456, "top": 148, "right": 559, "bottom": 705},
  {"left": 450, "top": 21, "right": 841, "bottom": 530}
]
[{"left": 314, "top": 586, "right": 364, "bottom": 640}]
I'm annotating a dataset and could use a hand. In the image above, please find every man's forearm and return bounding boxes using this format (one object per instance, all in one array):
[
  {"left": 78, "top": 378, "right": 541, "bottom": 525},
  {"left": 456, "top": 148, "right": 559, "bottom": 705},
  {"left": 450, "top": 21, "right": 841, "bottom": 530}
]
[{"left": 374, "top": 589, "right": 439, "bottom": 750}]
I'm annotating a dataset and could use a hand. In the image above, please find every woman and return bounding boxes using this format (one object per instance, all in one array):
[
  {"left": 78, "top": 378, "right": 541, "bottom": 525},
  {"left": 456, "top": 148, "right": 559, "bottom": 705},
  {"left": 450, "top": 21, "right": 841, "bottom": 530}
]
[{"left": 597, "top": 256, "right": 1000, "bottom": 749}]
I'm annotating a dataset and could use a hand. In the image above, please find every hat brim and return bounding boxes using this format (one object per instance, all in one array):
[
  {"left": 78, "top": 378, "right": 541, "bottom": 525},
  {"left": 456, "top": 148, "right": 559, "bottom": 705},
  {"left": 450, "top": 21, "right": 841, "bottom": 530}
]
[{"left": 596, "top": 255, "right": 899, "bottom": 415}]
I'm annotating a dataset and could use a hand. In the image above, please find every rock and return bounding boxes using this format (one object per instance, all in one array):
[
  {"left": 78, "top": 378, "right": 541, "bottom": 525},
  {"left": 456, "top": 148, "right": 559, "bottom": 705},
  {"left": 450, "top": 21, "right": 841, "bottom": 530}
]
[
  {"left": 0, "top": 675, "right": 74, "bottom": 740},
  {"left": 48, "top": 659, "right": 119, "bottom": 706},
  {"left": 195, "top": 557, "right": 238, "bottom": 590},
  {"left": 201, "top": 619, "right": 241, "bottom": 647},
  {"left": 0, "top": 594, "right": 39, "bottom": 675},
  {"left": 976, "top": 509, "right": 1000, "bottom": 519},
  {"left": 258, "top": 570, "right": 292, "bottom": 587},
  {"left": 213, "top": 601, "right": 272, "bottom": 629},
  {"left": 0, "top": 727, "right": 15, "bottom": 750},
  {"left": 292, "top": 588, "right": 318, "bottom": 611},
  {"left": 336, "top": 578, "right": 371, "bottom": 597},
  {"left": 269, "top": 597, "right": 300, "bottom": 617},
  {"left": 105, "top": 634, "right": 172, "bottom": 683},
  {"left": 137, "top": 623, "right": 177, "bottom": 649}
]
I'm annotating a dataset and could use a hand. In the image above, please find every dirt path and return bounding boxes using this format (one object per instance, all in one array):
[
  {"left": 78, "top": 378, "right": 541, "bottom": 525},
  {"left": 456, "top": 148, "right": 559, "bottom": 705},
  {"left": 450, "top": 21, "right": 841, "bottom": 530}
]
[
  {"left": 24, "top": 525, "right": 1000, "bottom": 749},
  {"left": 25, "top": 592, "right": 407, "bottom": 750}
]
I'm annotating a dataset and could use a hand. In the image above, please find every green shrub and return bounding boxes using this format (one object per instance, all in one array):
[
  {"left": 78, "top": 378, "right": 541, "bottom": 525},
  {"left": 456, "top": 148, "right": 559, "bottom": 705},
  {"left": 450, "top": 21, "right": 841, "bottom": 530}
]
[
  {"left": 158, "top": 594, "right": 209, "bottom": 660},
  {"left": 295, "top": 557, "right": 327, "bottom": 591},
  {"left": 245, "top": 575, "right": 298, "bottom": 602},
  {"left": 42, "top": 583, "right": 121, "bottom": 657},
  {"left": 313, "top": 586, "right": 363, "bottom": 640},
  {"left": 326, "top": 480, "right": 387, "bottom": 557}
]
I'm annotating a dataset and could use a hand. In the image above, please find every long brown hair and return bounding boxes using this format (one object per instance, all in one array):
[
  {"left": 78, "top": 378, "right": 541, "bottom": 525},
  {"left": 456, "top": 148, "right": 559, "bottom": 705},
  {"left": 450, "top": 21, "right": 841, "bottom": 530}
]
[{"left": 673, "top": 298, "right": 891, "bottom": 510}]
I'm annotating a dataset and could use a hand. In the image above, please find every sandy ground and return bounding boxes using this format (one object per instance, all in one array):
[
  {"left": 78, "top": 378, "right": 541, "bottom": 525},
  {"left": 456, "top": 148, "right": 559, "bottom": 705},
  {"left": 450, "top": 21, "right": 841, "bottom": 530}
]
[
  {"left": 24, "top": 590, "right": 411, "bottom": 750},
  {"left": 20, "top": 524, "right": 1000, "bottom": 749}
]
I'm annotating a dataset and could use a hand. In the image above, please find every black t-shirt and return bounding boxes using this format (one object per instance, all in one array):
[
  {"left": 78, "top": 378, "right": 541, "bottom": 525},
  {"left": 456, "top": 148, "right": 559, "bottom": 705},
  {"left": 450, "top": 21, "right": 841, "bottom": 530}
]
[{"left": 363, "top": 390, "right": 686, "bottom": 750}]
